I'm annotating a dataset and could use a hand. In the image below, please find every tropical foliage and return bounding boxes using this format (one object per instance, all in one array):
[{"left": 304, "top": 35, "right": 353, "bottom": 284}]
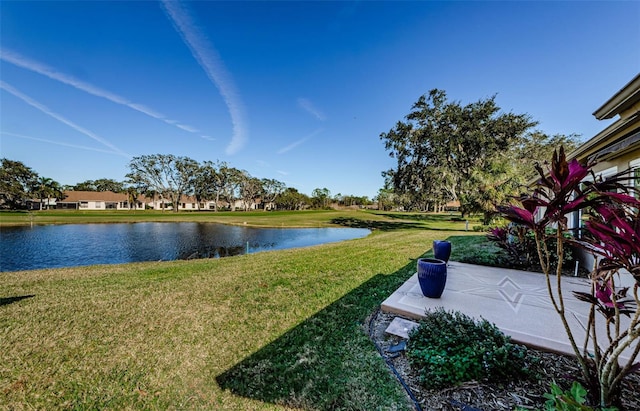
[
  {"left": 33, "top": 176, "right": 63, "bottom": 210},
  {"left": 487, "top": 225, "right": 577, "bottom": 274},
  {"left": 498, "top": 147, "right": 640, "bottom": 408}
]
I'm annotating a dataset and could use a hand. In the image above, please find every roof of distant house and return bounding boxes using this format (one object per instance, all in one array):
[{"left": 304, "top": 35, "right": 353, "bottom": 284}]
[{"left": 59, "top": 191, "right": 142, "bottom": 202}]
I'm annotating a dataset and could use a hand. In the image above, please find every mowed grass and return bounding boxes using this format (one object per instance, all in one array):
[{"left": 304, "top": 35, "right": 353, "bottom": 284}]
[
  {"left": 0, "top": 209, "right": 476, "bottom": 231},
  {"left": 1, "top": 211, "right": 477, "bottom": 410},
  {"left": 2, "top": 209, "right": 360, "bottom": 227}
]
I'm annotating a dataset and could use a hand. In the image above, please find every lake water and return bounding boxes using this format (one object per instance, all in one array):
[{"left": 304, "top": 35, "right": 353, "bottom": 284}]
[{"left": 0, "top": 222, "right": 370, "bottom": 272}]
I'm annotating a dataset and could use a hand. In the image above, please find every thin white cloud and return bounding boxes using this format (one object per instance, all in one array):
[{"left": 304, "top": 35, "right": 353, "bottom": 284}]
[
  {"left": 277, "top": 170, "right": 289, "bottom": 176},
  {"left": 0, "top": 80, "right": 130, "bottom": 158},
  {"left": 0, "top": 48, "right": 201, "bottom": 135},
  {"left": 175, "top": 123, "right": 200, "bottom": 133},
  {"left": 1, "top": 131, "right": 123, "bottom": 155},
  {"left": 298, "top": 98, "right": 326, "bottom": 121},
  {"left": 277, "top": 128, "right": 323, "bottom": 154},
  {"left": 160, "top": 0, "right": 248, "bottom": 155},
  {"left": 277, "top": 138, "right": 309, "bottom": 155},
  {"left": 200, "top": 135, "right": 216, "bottom": 141}
]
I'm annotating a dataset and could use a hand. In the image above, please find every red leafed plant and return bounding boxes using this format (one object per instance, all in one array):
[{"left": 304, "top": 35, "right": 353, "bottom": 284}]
[{"left": 498, "top": 147, "right": 640, "bottom": 409}]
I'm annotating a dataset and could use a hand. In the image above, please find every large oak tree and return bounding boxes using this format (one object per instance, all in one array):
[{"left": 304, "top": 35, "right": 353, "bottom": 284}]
[
  {"left": 0, "top": 158, "right": 38, "bottom": 209},
  {"left": 381, "top": 89, "right": 538, "bottom": 219}
]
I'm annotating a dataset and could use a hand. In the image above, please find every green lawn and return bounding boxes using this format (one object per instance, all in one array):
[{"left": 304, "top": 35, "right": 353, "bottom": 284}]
[
  {"left": 1, "top": 211, "right": 480, "bottom": 409},
  {"left": 0, "top": 209, "right": 478, "bottom": 230}
]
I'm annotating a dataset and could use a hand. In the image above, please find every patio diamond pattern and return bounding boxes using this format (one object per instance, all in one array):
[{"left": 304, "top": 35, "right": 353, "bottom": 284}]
[
  {"left": 456, "top": 275, "right": 550, "bottom": 313},
  {"left": 381, "top": 262, "right": 636, "bottom": 361}
]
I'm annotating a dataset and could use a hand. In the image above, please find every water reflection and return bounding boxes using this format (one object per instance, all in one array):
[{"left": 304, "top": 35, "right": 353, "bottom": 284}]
[{"left": 0, "top": 222, "right": 370, "bottom": 272}]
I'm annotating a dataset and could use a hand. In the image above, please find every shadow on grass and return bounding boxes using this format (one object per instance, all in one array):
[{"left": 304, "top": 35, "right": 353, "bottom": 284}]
[
  {"left": 330, "top": 217, "right": 422, "bottom": 231},
  {"left": 0, "top": 295, "right": 35, "bottom": 307},
  {"left": 216, "top": 259, "right": 421, "bottom": 409},
  {"left": 337, "top": 214, "right": 472, "bottom": 232},
  {"left": 374, "top": 212, "right": 466, "bottom": 223}
]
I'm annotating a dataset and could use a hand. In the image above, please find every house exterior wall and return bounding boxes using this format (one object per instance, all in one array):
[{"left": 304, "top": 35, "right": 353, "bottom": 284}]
[
  {"left": 56, "top": 191, "right": 145, "bottom": 210},
  {"left": 568, "top": 73, "right": 640, "bottom": 272},
  {"left": 52, "top": 191, "right": 262, "bottom": 211}
]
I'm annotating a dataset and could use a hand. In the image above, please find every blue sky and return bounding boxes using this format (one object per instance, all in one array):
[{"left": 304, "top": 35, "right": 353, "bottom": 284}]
[{"left": 1, "top": 1, "right": 639, "bottom": 199}]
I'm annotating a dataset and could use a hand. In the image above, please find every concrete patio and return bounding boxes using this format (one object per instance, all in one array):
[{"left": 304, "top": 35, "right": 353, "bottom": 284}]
[{"left": 381, "top": 261, "right": 636, "bottom": 362}]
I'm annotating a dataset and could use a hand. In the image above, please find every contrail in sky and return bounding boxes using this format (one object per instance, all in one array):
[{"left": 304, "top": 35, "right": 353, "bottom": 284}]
[
  {"left": 277, "top": 128, "right": 323, "bottom": 154},
  {"left": 0, "top": 48, "right": 202, "bottom": 136},
  {"left": 160, "top": 0, "right": 248, "bottom": 155},
  {"left": 277, "top": 138, "right": 309, "bottom": 155},
  {"left": 298, "top": 98, "right": 326, "bottom": 121},
  {"left": 0, "top": 80, "right": 130, "bottom": 158},
  {"left": 2, "top": 131, "right": 124, "bottom": 155}
]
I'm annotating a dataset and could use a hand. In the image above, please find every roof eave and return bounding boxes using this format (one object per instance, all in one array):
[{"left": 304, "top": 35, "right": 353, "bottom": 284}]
[
  {"left": 567, "top": 112, "right": 640, "bottom": 161},
  {"left": 592, "top": 73, "right": 640, "bottom": 120}
]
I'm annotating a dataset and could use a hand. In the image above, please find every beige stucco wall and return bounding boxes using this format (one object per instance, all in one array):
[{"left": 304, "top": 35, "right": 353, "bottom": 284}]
[{"left": 591, "top": 150, "right": 640, "bottom": 179}]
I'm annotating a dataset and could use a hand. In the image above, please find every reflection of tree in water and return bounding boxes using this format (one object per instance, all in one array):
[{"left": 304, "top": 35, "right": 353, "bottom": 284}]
[
  {"left": 179, "top": 241, "right": 280, "bottom": 260},
  {"left": 180, "top": 245, "right": 246, "bottom": 260}
]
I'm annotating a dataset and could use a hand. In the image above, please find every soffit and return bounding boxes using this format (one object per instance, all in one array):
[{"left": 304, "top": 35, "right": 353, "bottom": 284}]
[
  {"left": 567, "top": 112, "right": 640, "bottom": 161},
  {"left": 593, "top": 73, "right": 640, "bottom": 120}
]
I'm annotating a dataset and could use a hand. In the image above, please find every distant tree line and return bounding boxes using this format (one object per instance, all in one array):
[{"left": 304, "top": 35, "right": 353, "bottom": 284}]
[
  {"left": 379, "top": 89, "right": 581, "bottom": 223},
  {"left": 5, "top": 89, "right": 573, "bottom": 216},
  {"left": 0, "top": 158, "right": 64, "bottom": 210},
  {"left": 0, "top": 156, "right": 372, "bottom": 212}
]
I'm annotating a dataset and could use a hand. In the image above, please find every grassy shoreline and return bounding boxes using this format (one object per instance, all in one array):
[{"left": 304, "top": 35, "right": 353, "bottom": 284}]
[
  {"left": 0, "top": 209, "right": 474, "bottom": 230},
  {"left": 1, "top": 211, "right": 476, "bottom": 409}
]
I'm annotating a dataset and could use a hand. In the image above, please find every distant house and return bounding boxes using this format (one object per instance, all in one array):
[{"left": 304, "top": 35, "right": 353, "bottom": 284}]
[
  {"left": 53, "top": 191, "right": 264, "bottom": 211},
  {"left": 56, "top": 191, "right": 145, "bottom": 210},
  {"left": 26, "top": 198, "right": 57, "bottom": 210},
  {"left": 144, "top": 196, "right": 257, "bottom": 211}
]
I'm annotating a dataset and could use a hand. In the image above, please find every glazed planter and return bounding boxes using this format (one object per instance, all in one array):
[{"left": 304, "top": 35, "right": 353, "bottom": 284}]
[
  {"left": 433, "top": 240, "right": 452, "bottom": 263},
  {"left": 417, "top": 258, "right": 447, "bottom": 298}
]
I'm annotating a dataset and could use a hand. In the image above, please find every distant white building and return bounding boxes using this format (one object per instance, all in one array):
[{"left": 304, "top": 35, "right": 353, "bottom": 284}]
[
  {"left": 53, "top": 191, "right": 263, "bottom": 211},
  {"left": 56, "top": 191, "right": 145, "bottom": 210}
]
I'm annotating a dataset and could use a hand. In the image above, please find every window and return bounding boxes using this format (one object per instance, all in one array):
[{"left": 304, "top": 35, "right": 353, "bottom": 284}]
[
  {"left": 598, "top": 166, "right": 619, "bottom": 182},
  {"left": 630, "top": 159, "right": 640, "bottom": 197},
  {"left": 80, "top": 201, "right": 88, "bottom": 209},
  {"left": 574, "top": 166, "right": 618, "bottom": 236}
]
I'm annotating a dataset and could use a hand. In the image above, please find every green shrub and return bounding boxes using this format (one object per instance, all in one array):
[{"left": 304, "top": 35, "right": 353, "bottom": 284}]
[
  {"left": 445, "top": 235, "right": 507, "bottom": 267},
  {"left": 486, "top": 225, "right": 579, "bottom": 274},
  {"left": 518, "top": 381, "right": 618, "bottom": 411},
  {"left": 406, "top": 308, "right": 531, "bottom": 389}
]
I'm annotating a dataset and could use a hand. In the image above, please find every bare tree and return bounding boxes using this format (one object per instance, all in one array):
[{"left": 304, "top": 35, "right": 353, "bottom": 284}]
[
  {"left": 126, "top": 154, "right": 199, "bottom": 212},
  {"left": 239, "top": 173, "right": 262, "bottom": 211},
  {"left": 260, "top": 178, "right": 285, "bottom": 210}
]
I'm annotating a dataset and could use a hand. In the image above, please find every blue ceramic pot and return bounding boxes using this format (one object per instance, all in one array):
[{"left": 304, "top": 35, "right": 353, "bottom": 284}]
[
  {"left": 417, "top": 258, "right": 447, "bottom": 298},
  {"left": 433, "top": 240, "right": 452, "bottom": 262}
]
